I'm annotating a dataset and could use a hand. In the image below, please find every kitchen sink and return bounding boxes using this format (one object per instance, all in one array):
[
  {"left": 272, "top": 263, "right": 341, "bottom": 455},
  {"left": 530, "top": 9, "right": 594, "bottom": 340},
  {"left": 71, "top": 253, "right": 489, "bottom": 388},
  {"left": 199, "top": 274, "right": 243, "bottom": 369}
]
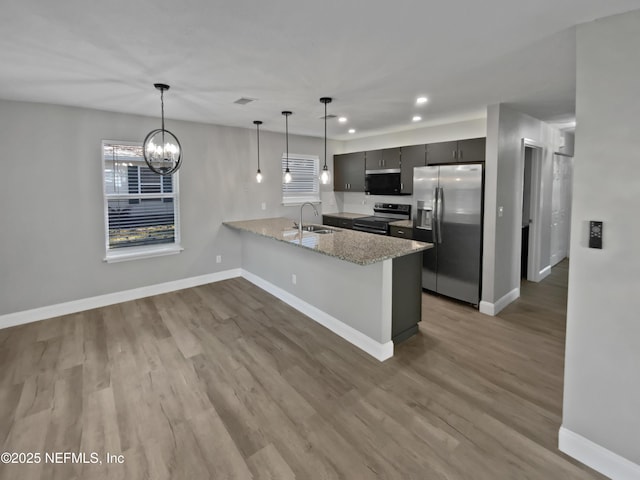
[{"left": 300, "top": 224, "right": 339, "bottom": 234}]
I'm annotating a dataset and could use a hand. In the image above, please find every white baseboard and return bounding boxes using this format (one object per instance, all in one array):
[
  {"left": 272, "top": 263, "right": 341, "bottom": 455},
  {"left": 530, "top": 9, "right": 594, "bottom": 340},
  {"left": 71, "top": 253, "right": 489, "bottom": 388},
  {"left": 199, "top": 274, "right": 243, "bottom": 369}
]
[
  {"left": 1, "top": 267, "right": 394, "bottom": 362},
  {"left": 241, "top": 269, "right": 394, "bottom": 362},
  {"left": 538, "top": 265, "right": 551, "bottom": 281},
  {"left": 559, "top": 426, "right": 640, "bottom": 480},
  {"left": 0, "top": 269, "right": 242, "bottom": 330},
  {"left": 479, "top": 287, "right": 520, "bottom": 316}
]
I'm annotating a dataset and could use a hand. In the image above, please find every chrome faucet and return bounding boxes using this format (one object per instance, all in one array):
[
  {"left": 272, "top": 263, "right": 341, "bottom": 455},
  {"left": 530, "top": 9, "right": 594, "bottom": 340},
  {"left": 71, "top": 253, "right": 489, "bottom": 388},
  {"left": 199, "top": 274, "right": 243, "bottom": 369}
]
[{"left": 299, "top": 202, "right": 319, "bottom": 238}]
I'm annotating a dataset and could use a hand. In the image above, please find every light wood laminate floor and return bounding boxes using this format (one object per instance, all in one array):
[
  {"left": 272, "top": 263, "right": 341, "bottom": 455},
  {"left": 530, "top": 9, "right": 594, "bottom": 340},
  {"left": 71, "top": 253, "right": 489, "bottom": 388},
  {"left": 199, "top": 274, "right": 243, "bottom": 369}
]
[{"left": 0, "top": 260, "right": 605, "bottom": 479}]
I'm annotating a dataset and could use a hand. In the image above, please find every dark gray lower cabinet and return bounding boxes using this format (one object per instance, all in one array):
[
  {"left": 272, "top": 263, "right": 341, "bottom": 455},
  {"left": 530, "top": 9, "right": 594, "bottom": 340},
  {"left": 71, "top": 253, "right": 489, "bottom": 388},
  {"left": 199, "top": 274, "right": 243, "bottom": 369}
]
[
  {"left": 390, "top": 225, "right": 413, "bottom": 239},
  {"left": 322, "top": 215, "right": 354, "bottom": 229},
  {"left": 392, "top": 252, "right": 423, "bottom": 343}
]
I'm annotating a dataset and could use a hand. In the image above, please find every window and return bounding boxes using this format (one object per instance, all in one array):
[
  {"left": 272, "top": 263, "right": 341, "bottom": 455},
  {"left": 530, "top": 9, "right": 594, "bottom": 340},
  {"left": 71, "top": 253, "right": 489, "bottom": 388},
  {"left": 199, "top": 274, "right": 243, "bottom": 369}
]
[
  {"left": 102, "top": 141, "right": 181, "bottom": 262},
  {"left": 281, "top": 153, "right": 320, "bottom": 205}
]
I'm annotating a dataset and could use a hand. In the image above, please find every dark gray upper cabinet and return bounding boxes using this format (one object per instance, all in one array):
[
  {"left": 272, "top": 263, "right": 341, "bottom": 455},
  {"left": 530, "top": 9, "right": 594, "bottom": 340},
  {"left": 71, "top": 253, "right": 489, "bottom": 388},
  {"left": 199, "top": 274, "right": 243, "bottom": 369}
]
[
  {"left": 365, "top": 148, "right": 400, "bottom": 170},
  {"left": 333, "top": 152, "right": 365, "bottom": 192},
  {"left": 400, "top": 144, "right": 426, "bottom": 194},
  {"left": 427, "top": 138, "right": 486, "bottom": 164},
  {"left": 382, "top": 148, "right": 401, "bottom": 169},
  {"left": 365, "top": 149, "right": 382, "bottom": 170},
  {"left": 457, "top": 138, "right": 486, "bottom": 162},
  {"left": 426, "top": 140, "right": 459, "bottom": 165}
]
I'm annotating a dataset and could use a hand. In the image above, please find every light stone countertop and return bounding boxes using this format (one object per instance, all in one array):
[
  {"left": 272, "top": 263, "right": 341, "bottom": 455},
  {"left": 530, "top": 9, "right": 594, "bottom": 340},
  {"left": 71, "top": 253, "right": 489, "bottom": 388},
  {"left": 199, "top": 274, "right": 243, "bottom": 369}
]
[
  {"left": 224, "top": 217, "right": 432, "bottom": 266},
  {"left": 321, "top": 212, "right": 369, "bottom": 220},
  {"left": 389, "top": 219, "right": 413, "bottom": 228}
]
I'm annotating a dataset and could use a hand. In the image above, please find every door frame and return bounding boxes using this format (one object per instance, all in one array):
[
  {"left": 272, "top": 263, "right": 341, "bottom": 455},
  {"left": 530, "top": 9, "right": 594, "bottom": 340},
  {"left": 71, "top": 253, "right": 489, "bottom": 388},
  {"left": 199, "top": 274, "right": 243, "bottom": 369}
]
[{"left": 520, "top": 138, "right": 544, "bottom": 282}]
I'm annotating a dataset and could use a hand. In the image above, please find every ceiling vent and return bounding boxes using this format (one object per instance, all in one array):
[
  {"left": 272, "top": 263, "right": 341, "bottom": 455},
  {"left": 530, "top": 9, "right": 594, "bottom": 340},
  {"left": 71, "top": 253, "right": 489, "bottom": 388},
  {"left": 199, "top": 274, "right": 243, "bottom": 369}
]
[
  {"left": 320, "top": 114, "right": 337, "bottom": 120},
  {"left": 234, "top": 97, "right": 256, "bottom": 105}
]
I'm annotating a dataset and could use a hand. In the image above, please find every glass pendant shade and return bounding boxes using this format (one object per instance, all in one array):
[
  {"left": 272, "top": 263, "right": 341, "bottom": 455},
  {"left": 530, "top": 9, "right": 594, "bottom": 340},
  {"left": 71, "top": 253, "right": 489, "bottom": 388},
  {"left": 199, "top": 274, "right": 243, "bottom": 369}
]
[
  {"left": 320, "top": 165, "right": 331, "bottom": 184},
  {"left": 256, "top": 169, "right": 263, "bottom": 183},
  {"left": 283, "top": 168, "right": 292, "bottom": 184},
  {"left": 143, "top": 84, "right": 182, "bottom": 175}
]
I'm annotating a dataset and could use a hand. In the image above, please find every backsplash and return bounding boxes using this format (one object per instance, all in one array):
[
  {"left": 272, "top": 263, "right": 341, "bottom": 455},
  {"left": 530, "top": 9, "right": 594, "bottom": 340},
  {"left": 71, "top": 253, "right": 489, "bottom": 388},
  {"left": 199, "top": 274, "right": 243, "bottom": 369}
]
[{"left": 332, "top": 192, "right": 416, "bottom": 215}]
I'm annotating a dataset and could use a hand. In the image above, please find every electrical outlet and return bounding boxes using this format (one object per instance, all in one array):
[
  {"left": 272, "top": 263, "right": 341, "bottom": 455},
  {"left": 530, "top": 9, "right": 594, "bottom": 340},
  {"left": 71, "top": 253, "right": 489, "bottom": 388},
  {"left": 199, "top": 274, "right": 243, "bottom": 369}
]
[
  {"left": 291, "top": 274, "right": 297, "bottom": 285},
  {"left": 261, "top": 202, "right": 266, "bottom": 210},
  {"left": 216, "top": 255, "right": 222, "bottom": 263}
]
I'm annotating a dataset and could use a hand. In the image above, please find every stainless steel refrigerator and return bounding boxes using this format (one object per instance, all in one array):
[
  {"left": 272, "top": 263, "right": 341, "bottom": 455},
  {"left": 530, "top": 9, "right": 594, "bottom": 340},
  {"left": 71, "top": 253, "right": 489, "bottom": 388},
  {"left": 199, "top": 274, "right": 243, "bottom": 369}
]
[{"left": 412, "top": 164, "right": 483, "bottom": 305}]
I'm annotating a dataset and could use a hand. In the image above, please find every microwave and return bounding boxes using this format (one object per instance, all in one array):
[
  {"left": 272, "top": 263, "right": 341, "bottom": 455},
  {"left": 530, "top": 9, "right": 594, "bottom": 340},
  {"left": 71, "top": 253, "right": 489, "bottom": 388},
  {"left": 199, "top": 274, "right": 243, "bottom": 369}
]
[{"left": 365, "top": 169, "right": 404, "bottom": 195}]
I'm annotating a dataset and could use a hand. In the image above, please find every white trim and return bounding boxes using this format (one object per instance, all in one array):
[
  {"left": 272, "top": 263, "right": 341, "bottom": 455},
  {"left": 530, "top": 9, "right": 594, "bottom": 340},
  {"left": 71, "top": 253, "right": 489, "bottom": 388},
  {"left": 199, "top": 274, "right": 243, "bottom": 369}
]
[
  {"left": 520, "top": 139, "right": 545, "bottom": 283},
  {"left": 538, "top": 265, "right": 551, "bottom": 280},
  {"left": 0, "top": 269, "right": 241, "bottom": 330},
  {"left": 104, "top": 244, "right": 184, "bottom": 263},
  {"left": 559, "top": 426, "right": 640, "bottom": 480},
  {"left": 241, "top": 269, "right": 394, "bottom": 362},
  {"left": 479, "top": 287, "right": 520, "bottom": 316}
]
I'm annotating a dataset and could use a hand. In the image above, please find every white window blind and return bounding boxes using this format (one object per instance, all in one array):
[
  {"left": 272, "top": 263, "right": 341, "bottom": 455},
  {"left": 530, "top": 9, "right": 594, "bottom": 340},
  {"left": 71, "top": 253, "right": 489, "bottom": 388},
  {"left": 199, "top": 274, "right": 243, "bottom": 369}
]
[
  {"left": 281, "top": 153, "right": 320, "bottom": 205},
  {"left": 102, "top": 141, "right": 180, "bottom": 260}
]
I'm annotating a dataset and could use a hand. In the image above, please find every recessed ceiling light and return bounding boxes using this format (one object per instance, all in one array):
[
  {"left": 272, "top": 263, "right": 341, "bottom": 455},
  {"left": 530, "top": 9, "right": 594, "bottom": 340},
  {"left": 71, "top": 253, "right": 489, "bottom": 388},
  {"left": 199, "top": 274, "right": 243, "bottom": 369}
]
[
  {"left": 412, "top": 116, "right": 422, "bottom": 122},
  {"left": 338, "top": 117, "right": 347, "bottom": 123},
  {"left": 416, "top": 97, "right": 428, "bottom": 105},
  {"left": 348, "top": 129, "right": 356, "bottom": 134}
]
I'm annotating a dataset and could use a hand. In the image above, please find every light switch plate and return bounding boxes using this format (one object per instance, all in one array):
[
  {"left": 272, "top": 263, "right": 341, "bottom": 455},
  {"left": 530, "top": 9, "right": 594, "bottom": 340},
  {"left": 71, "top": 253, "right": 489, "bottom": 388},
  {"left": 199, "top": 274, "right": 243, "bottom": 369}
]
[{"left": 589, "top": 221, "right": 603, "bottom": 249}]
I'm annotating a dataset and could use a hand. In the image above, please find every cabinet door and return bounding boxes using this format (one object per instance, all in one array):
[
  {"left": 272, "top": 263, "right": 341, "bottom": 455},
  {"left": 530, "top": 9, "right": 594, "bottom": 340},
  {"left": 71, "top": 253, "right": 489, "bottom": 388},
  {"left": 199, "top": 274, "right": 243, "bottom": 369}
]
[
  {"left": 427, "top": 141, "right": 458, "bottom": 165},
  {"left": 334, "top": 152, "right": 364, "bottom": 191},
  {"left": 400, "top": 144, "right": 426, "bottom": 194},
  {"left": 365, "top": 149, "right": 383, "bottom": 170},
  {"left": 457, "top": 137, "right": 486, "bottom": 162},
  {"left": 345, "top": 152, "right": 365, "bottom": 191},
  {"left": 322, "top": 215, "right": 339, "bottom": 227},
  {"left": 390, "top": 225, "right": 413, "bottom": 239},
  {"left": 333, "top": 154, "right": 349, "bottom": 191},
  {"left": 382, "top": 147, "right": 401, "bottom": 169}
]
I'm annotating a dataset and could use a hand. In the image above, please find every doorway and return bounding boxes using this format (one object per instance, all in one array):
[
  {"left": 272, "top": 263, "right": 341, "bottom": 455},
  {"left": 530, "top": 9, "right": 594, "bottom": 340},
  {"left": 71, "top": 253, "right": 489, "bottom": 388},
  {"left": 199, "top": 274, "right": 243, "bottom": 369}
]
[
  {"left": 521, "top": 147, "right": 533, "bottom": 278},
  {"left": 519, "top": 140, "right": 543, "bottom": 282}
]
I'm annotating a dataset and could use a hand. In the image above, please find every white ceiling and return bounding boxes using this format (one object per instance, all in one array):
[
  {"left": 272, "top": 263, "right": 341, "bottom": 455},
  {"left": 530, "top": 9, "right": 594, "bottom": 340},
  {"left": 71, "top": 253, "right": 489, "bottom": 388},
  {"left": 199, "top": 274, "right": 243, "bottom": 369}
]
[{"left": 1, "top": 1, "right": 639, "bottom": 139}]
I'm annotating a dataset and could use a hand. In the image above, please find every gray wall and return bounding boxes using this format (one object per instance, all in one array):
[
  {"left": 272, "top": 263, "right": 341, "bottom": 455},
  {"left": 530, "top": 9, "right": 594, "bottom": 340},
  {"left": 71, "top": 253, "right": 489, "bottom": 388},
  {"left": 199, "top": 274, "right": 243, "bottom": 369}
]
[
  {"left": 240, "top": 233, "right": 390, "bottom": 343},
  {"left": 482, "top": 104, "right": 561, "bottom": 307},
  {"left": 563, "top": 9, "right": 640, "bottom": 465},
  {"left": 0, "top": 99, "right": 331, "bottom": 315}
]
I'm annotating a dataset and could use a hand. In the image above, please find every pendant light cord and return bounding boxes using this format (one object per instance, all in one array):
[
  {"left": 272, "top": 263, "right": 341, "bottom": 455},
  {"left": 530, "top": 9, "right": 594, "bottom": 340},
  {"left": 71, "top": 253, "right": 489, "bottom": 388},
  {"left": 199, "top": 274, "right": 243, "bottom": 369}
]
[
  {"left": 324, "top": 102, "right": 327, "bottom": 169},
  {"left": 256, "top": 123, "right": 260, "bottom": 170},
  {"left": 160, "top": 89, "right": 165, "bottom": 158},
  {"left": 285, "top": 114, "right": 289, "bottom": 170}
]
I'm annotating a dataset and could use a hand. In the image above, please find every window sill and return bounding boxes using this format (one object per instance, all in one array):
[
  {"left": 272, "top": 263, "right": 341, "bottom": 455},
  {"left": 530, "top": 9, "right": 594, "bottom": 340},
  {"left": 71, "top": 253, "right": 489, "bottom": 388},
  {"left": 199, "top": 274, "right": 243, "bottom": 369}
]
[
  {"left": 104, "top": 244, "right": 184, "bottom": 264},
  {"left": 282, "top": 199, "right": 322, "bottom": 206}
]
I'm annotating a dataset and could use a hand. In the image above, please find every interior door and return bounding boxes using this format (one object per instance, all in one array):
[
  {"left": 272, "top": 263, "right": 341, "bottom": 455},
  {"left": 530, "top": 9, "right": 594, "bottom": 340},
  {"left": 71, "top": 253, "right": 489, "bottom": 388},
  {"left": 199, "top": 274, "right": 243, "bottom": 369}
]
[
  {"left": 550, "top": 154, "right": 573, "bottom": 266},
  {"left": 412, "top": 166, "right": 439, "bottom": 291},
  {"left": 436, "top": 164, "right": 483, "bottom": 304}
]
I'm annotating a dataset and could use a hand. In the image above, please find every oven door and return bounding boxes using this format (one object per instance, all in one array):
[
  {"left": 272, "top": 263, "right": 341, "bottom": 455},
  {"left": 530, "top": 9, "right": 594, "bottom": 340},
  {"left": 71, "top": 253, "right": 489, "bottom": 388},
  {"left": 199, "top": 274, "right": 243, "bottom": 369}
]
[
  {"left": 352, "top": 223, "right": 388, "bottom": 235},
  {"left": 365, "top": 170, "right": 401, "bottom": 195}
]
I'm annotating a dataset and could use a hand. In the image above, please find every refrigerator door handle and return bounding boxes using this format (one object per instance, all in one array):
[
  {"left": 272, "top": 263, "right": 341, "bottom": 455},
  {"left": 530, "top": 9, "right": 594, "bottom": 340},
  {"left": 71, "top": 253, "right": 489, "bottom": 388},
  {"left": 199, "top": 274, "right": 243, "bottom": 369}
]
[
  {"left": 432, "top": 187, "right": 439, "bottom": 239},
  {"left": 437, "top": 187, "right": 444, "bottom": 244}
]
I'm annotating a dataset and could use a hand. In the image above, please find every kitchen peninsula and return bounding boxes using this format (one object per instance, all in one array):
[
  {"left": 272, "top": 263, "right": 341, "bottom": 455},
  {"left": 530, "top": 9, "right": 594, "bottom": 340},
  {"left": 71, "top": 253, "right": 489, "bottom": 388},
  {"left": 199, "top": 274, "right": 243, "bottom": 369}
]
[{"left": 224, "top": 218, "right": 432, "bottom": 361}]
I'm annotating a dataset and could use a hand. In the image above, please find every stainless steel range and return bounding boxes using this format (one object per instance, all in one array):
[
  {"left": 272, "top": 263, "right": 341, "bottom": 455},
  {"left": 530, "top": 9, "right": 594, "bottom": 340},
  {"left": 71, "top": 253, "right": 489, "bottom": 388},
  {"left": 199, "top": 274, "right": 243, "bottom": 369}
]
[{"left": 353, "top": 203, "right": 412, "bottom": 235}]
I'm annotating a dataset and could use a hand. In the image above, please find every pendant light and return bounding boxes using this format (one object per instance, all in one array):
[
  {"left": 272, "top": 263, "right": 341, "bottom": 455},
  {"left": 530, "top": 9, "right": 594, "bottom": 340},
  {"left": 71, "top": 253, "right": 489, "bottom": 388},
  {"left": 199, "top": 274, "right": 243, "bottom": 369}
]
[
  {"left": 319, "top": 97, "right": 332, "bottom": 185},
  {"left": 253, "top": 120, "right": 263, "bottom": 183},
  {"left": 143, "top": 83, "right": 182, "bottom": 176},
  {"left": 282, "top": 111, "right": 293, "bottom": 184}
]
